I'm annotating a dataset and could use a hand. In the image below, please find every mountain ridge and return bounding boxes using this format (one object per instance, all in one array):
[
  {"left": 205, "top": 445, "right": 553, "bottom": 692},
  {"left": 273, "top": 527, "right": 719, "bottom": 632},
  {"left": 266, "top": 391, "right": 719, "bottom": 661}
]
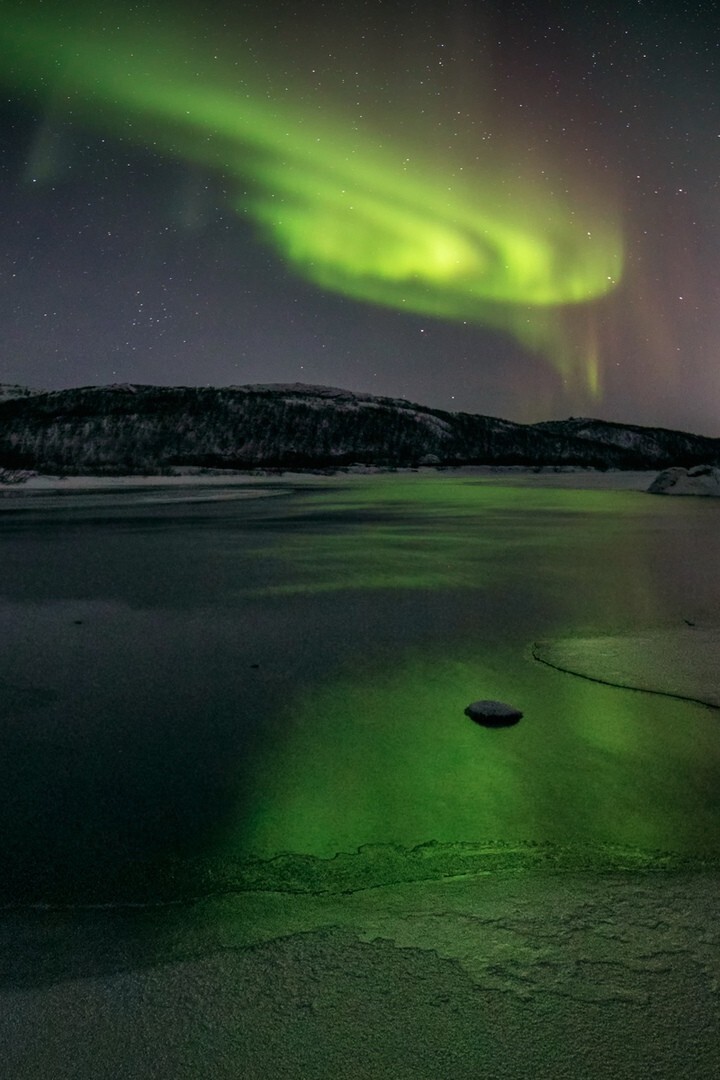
[{"left": 1, "top": 382, "right": 718, "bottom": 474}]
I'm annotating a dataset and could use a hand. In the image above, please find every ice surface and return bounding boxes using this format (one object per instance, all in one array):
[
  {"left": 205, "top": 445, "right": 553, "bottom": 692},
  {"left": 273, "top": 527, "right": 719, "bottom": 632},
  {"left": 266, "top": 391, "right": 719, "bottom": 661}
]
[
  {"left": 534, "top": 627, "right": 720, "bottom": 709},
  {"left": 2, "top": 470, "right": 720, "bottom": 1077},
  {"left": 1, "top": 868, "right": 719, "bottom": 1079}
]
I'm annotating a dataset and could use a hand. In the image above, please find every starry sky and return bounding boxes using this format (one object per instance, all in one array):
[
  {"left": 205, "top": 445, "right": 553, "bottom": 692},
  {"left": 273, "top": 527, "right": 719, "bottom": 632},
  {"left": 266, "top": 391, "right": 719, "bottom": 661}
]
[{"left": 1, "top": 0, "right": 718, "bottom": 434}]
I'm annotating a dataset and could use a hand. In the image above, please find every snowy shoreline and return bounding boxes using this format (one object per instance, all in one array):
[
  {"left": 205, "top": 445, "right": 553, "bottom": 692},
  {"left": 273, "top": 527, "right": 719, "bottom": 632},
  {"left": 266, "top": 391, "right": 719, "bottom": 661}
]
[
  {"left": 2, "top": 867, "right": 719, "bottom": 1077},
  {"left": 0, "top": 465, "right": 659, "bottom": 496}
]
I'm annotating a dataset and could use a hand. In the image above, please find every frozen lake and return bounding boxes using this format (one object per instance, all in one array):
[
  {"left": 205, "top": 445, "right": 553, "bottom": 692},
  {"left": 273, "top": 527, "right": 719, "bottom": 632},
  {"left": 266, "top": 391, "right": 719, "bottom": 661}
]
[
  {"left": 3, "top": 472, "right": 720, "bottom": 1077},
  {"left": 2, "top": 471, "right": 719, "bottom": 909}
]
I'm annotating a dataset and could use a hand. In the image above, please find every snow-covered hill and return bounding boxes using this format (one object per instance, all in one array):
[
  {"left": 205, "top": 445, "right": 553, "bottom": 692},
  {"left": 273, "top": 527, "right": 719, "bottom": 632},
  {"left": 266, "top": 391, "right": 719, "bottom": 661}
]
[
  {"left": 532, "top": 416, "right": 717, "bottom": 466},
  {"left": 0, "top": 383, "right": 44, "bottom": 402},
  {"left": 0, "top": 382, "right": 718, "bottom": 475}
]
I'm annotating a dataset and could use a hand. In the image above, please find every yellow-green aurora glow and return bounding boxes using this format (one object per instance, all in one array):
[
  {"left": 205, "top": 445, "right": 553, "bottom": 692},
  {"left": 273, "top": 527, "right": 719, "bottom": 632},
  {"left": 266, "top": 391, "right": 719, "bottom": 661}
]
[{"left": 1, "top": 3, "right": 623, "bottom": 389}]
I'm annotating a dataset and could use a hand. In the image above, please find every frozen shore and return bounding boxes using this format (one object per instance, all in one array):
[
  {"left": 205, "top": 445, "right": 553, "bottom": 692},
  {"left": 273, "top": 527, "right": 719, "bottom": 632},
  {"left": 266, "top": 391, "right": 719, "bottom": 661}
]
[
  {"left": 2, "top": 866, "right": 719, "bottom": 1079},
  {"left": 0, "top": 465, "right": 659, "bottom": 495},
  {"left": 535, "top": 627, "right": 720, "bottom": 710}
]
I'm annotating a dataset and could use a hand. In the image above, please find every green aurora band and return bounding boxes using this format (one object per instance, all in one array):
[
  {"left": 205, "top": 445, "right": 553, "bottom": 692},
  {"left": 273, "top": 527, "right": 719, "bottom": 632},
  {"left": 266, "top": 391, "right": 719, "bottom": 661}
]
[{"left": 1, "top": 4, "right": 623, "bottom": 390}]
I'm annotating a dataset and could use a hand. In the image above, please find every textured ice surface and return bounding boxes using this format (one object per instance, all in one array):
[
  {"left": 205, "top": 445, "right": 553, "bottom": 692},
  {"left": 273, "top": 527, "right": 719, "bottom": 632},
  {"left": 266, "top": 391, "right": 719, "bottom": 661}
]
[
  {"left": 534, "top": 627, "right": 720, "bottom": 709},
  {"left": 2, "top": 869, "right": 719, "bottom": 1079}
]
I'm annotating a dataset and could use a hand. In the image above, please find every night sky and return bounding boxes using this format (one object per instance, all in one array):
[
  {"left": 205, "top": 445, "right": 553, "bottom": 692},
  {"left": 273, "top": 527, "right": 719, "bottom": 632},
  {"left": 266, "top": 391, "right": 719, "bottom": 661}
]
[{"left": 1, "top": 1, "right": 718, "bottom": 434}]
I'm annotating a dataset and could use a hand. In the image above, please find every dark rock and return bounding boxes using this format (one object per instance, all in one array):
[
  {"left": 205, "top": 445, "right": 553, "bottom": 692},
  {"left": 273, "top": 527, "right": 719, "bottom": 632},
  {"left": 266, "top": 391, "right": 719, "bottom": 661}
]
[{"left": 464, "top": 700, "right": 523, "bottom": 727}]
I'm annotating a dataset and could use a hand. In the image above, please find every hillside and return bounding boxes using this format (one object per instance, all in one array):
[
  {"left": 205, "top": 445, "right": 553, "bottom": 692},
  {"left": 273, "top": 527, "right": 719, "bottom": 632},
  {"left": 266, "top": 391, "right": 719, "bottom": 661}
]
[
  {"left": 531, "top": 417, "right": 720, "bottom": 469},
  {"left": 0, "top": 383, "right": 45, "bottom": 403},
  {"left": 0, "top": 383, "right": 719, "bottom": 474}
]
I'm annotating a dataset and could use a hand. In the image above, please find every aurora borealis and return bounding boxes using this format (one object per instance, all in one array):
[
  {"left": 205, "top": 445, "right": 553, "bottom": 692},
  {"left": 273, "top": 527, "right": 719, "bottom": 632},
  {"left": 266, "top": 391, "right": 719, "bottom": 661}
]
[{"left": 0, "top": 0, "right": 718, "bottom": 431}]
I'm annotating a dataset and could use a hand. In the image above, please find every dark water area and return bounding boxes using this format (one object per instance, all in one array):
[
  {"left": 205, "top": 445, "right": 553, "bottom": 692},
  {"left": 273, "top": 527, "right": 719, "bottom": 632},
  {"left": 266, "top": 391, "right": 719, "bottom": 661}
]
[{"left": 1, "top": 474, "right": 719, "bottom": 920}]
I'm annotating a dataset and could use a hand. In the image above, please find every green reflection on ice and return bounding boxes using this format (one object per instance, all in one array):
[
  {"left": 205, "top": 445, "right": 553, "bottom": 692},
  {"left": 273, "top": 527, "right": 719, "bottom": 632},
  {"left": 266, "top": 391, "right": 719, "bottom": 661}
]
[
  {"left": 228, "top": 477, "right": 717, "bottom": 863},
  {"left": 243, "top": 477, "right": 651, "bottom": 596},
  {"left": 243, "top": 647, "right": 718, "bottom": 860}
]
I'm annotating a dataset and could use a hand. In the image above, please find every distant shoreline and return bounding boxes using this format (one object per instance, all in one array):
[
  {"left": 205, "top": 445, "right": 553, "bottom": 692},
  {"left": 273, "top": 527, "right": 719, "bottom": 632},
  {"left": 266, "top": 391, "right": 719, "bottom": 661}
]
[{"left": 0, "top": 466, "right": 658, "bottom": 495}]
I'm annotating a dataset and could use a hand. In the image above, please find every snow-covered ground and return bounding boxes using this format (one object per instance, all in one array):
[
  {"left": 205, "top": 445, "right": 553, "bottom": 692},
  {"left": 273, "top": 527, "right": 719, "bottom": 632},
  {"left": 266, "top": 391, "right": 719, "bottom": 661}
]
[
  {"left": 0, "top": 470, "right": 286, "bottom": 492},
  {"left": 535, "top": 627, "right": 720, "bottom": 709},
  {"left": 2, "top": 867, "right": 718, "bottom": 1078},
  {"left": 0, "top": 466, "right": 659, "bottom": 495}
]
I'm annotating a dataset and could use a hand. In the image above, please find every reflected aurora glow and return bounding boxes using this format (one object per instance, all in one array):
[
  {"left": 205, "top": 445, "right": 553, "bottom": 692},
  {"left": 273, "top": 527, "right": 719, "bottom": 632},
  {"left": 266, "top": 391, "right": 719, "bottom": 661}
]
[
  {"left": 235, "top": 477, "right": 697, "bottom": 858},
  {"left": 243, "top": 648, "right": 696, "bottom": 859},
  {"left": 241, "top": 479, "right": 650, "bottom": 596}
]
